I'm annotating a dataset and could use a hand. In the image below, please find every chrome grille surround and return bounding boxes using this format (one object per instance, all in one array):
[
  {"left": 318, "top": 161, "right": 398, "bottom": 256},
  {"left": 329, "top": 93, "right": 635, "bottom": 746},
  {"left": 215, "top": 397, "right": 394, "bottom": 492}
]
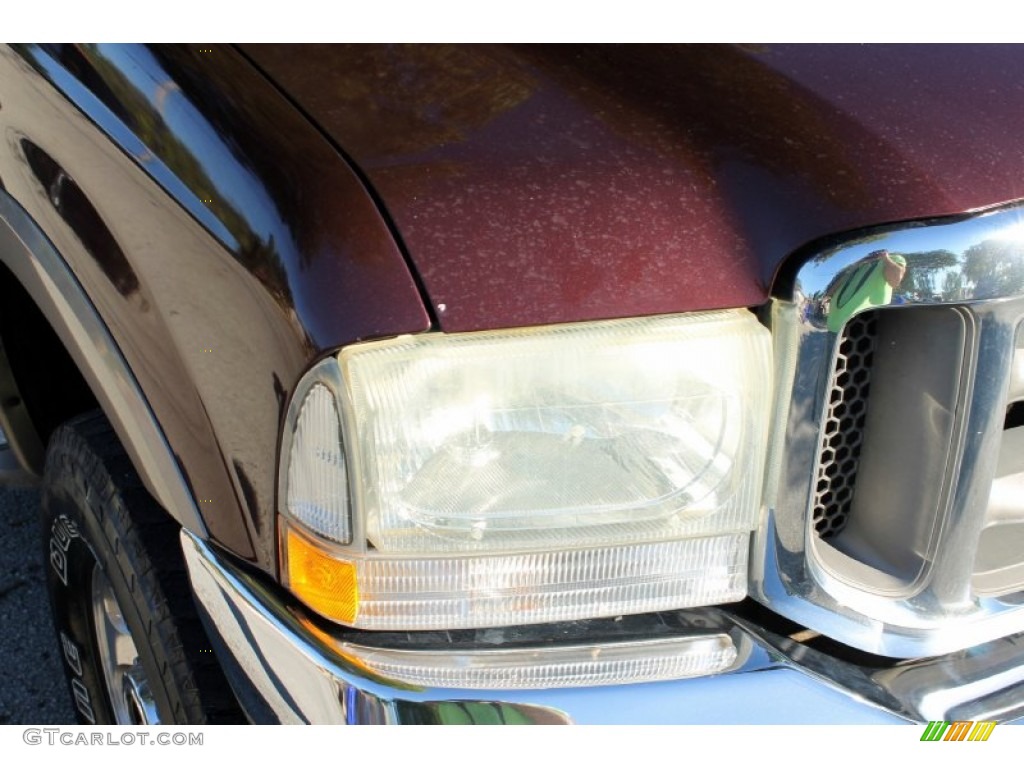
[{"left": 751, "top": 201, "right": 1024, "bottom": 658}]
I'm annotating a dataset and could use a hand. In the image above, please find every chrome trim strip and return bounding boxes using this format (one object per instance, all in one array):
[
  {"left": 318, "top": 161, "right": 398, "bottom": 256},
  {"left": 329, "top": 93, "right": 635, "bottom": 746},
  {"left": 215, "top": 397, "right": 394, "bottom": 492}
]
[
  {"left": 753, "top": 200, "right": 1024, "bottom": 657},
  {"left": 183, "top": 530, "right": 912, "bottom": 724},
  {"left": 0, "top": 189, "right": 205, "bottom": 535},
  {"left": 732, "top": 614, "right": 1024, "bottom": 724}
]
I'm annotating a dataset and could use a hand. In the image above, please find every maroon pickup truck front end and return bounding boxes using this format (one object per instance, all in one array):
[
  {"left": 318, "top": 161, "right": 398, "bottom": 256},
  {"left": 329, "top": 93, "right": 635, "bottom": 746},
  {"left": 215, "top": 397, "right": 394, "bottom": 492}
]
[{"left": 1, "top": 44, "right": 1024, "bottom": 724}]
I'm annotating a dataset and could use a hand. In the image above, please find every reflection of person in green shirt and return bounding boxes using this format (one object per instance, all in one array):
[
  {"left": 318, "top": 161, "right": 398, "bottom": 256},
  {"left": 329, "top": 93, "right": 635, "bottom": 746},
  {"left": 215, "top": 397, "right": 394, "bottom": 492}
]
[{"left": 826, "top": 250, "right": 907, "bottom": 333}]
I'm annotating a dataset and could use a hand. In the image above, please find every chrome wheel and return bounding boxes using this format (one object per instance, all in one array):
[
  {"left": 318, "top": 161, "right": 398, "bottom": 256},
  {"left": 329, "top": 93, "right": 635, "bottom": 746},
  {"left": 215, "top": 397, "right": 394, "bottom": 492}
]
[{"left": 90, "top": 564, "right": 159, "bottom": 724}]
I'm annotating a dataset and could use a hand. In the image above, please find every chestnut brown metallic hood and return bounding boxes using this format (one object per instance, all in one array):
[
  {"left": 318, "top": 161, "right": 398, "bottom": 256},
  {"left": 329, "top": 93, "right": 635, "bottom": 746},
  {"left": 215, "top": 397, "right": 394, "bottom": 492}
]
[{"left": 243, "top": 44, "right": 1024, "bottom": 333}]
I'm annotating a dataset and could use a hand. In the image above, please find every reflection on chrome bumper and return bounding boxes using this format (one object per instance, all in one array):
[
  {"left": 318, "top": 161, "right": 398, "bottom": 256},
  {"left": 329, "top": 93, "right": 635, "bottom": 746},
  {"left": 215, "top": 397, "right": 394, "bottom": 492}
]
[{"left": 182, "top": 530, "right": 1024, "bottom": 725}]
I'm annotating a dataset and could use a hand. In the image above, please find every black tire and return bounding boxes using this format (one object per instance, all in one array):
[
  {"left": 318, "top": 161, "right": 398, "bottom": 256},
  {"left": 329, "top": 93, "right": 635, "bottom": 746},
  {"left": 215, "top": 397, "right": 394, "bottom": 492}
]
[{"left": 40, "top": 411, "right": 242, "bottom": 724}]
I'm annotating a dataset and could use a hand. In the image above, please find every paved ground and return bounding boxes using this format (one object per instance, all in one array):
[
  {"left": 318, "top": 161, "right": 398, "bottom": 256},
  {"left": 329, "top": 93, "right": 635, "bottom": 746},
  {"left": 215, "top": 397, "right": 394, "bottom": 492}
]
[{"left": 0, "top": 487, "right": 76, "bottom": 724}]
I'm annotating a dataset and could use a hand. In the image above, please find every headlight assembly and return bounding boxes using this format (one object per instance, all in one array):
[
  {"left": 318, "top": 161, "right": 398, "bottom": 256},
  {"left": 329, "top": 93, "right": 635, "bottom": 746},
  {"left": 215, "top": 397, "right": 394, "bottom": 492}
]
[{"left": 280, "top": 310, "right": 771, "bottom": 630}]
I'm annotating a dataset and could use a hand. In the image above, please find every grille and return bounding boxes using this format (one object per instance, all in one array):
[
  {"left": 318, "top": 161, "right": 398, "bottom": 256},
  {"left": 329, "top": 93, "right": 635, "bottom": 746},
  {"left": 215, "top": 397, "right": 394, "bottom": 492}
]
[{"left": 813, "top": 311, "right": 878, "bottom": 539}]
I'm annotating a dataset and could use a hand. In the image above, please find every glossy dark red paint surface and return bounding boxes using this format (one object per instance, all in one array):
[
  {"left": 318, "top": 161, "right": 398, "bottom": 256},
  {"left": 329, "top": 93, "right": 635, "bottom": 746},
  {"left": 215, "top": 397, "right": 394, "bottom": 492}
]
[
  {"left": 244, "top": 44, "right": 1024, "bottom": 332},
  {"left": 8, "top": 43, "right": 1024, "bottom": 576},
  {"left": 5, "top": 44, "right": 429, "bottom": 572}
]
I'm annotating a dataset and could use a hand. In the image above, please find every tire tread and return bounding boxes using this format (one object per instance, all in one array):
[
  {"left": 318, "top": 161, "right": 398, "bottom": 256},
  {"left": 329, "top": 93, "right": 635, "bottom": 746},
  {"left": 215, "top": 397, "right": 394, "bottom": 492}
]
[{"left": 42, "top": 411, "right": 243, "bottom": 724}]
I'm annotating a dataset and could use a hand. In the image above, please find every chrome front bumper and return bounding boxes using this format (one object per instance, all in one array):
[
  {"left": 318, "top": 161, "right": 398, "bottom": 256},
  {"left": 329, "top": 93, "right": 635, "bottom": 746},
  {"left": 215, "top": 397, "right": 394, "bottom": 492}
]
[
  {"left": 182, "top": 531, "right": 924, "bottom": 724},
  {"left": 185, "top": 528, "right": 1024, "bottom": 724},
  {"left": 183, "top": 530, "right": 1024, "bottom": 724}
]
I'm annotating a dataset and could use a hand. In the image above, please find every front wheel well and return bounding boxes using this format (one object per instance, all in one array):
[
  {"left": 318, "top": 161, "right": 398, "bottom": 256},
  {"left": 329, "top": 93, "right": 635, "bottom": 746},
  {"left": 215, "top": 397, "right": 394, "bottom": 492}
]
[{"left": 0, "top": 260, "right": 99, "bottom": 471}]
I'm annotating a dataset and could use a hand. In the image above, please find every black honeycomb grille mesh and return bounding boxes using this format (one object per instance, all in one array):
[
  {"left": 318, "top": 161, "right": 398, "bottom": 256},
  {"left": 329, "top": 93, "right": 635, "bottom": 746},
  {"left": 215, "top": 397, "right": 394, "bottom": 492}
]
[{"left": 813, "top": 311, "right": 878, "bottom": 539}]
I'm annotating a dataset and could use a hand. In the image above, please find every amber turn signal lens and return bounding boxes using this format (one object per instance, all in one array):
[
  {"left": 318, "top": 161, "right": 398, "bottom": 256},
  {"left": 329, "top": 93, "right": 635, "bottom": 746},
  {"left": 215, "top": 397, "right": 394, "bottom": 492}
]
[{"left": 285, "top": 526, "right": 358, "bottom": 624}]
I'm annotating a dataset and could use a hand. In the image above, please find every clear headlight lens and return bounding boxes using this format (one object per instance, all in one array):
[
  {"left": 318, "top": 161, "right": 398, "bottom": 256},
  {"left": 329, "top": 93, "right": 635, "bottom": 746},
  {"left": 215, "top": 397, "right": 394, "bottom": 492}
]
[
  {"left": 333, "top": 634, "right": 739, "bottom": 690},
  {"left": 286, "top": 384, "right": 350, "bottom": 544},
  {"left": 281, "top": 310, "right": 771, "bottom": 630}
]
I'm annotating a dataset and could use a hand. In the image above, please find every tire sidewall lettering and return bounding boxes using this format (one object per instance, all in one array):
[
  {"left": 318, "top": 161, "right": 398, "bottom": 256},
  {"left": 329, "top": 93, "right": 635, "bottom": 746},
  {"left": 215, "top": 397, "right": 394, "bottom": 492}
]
[
  {"left": 49, "top": 514, "right": 79, "bottom": 587},
  {"left": 43, "top": 492, "right": 117, "bottom": 724}
]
